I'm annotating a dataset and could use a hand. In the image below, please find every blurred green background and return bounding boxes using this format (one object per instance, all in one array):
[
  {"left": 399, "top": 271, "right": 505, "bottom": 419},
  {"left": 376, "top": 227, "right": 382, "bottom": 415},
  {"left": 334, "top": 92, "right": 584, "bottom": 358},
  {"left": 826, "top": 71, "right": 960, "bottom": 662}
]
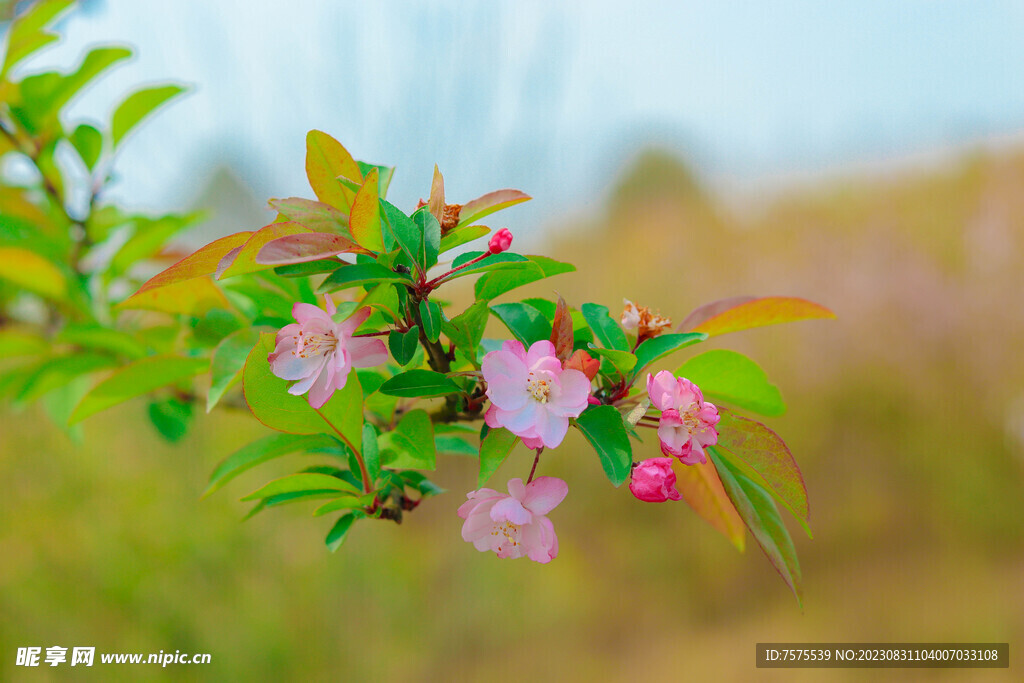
[{"left": 2, "top": 148, "right": 1022, "bottom": 680}]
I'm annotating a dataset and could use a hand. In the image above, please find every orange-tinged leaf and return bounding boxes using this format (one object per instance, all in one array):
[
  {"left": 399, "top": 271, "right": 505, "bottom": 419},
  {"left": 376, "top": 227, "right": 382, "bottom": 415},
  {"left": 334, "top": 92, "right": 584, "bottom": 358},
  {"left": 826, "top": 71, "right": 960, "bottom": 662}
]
[
  {"left": 349, "top": 168, "right": 382, "bottom": 252},
  {"left": 677, "top": 296, "right": 756, "bottom": 332},
  {"left": 118, "top": 276, "right": 230, "bottom": 315},
  {"left": 217, "top": 222, "right": 310, "bottom": 279},
  {"left": 675, "top": 459, "right": 746, "bottom": 551},
  {"left": 268, "top": 197, "right": 350, "bottom": 233},
  {"left": 564, "top": 349, "right": 599, "bottom": 381},
  {"left": 457, "top": 189, "right": 530, "bottom": 228},
  {"left": 715, "top": 408, "right": 809, "bottom": 524},
  {"left": 549, "top": 295, "right": 573, "bottom": 362},
  {"left": 257, "top": 232, "right": 368, "bottom": 265},
  {"left": 688, "top": 296, "right": 836, "bottom": 337},
  {"left": 0, "top": 247, "right": 66, "bottom": 300},
  {"left": 135, "top": 232, "right": 252, "bottom": 294},
  {"left": 305, "top": 130, "right": 362, "bottom": 212},
  {"left": 428, "top": 165, "right": 445, "bottom": 223}
]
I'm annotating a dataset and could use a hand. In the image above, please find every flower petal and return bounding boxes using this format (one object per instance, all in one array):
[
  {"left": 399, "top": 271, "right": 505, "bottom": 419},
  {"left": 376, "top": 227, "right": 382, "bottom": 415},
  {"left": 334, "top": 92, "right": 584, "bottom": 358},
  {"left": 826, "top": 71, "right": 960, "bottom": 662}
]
[
  {"left": 646, "top": 371, "right": 680, "bottom": 411},
  {"left": 272, "top": 349, "right": 324, "bottom": 381},
  {"left": 547, "top": 369, "right": 590, "bottom": 418},
  {"left": 306, "top": 361, "right": 337, "bottom": 408},
  {"left": 347, "top": 337, "right": 388, "bottom": 368},
  {"left": 337, "top": 307, "right": 372, "bottom": 336},
  {"left": 533, "top": 408, "right": 569, "bottom": 449},
  {"left": 482, "top": 349, "right": 529, "bottom": 410},
  {"left": 500, "top": 339, "right": 527, "bottom": 360},
  {"left": 490, "top": 496, "right": 532, "bottom": 525},
  {"left": 293, "top": 302, "right": 332, "bottom": 325},
  {"left": 522, "top": 476, "right": 568, "bottom": 515},
  {"left": 525, "top": 340, "right": 557, "bottom": 366}
]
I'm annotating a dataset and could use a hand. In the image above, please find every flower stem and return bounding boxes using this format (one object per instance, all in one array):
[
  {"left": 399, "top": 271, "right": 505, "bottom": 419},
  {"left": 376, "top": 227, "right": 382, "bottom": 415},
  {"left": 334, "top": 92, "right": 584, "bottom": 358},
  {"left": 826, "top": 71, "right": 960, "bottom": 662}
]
[
  {"left": 424, "top": 251, "right": 491, "bottom": 289},
  {"left": 527, "top": 447, "right": 544, "bottom": 484}
]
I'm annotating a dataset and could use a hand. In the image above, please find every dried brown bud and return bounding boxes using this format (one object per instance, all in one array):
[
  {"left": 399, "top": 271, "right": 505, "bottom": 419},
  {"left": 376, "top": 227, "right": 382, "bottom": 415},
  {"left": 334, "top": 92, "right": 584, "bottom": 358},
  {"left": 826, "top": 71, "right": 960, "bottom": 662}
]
[
  {"left": 621, "top": 299, "right": 672, "bottom": 343},
  {"left": 441, "top": 203, "right": 462, "bottom": 233}
]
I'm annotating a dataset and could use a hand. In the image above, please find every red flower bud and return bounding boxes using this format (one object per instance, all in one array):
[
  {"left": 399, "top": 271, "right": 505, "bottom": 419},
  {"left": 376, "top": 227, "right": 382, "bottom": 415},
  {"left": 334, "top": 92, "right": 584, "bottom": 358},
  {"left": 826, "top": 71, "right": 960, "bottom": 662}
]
[
  {"left": 488, "top": 228, "right": 513, "bottom": 254},
  {"left": 629, "top": 457, "right": 683, "bottom": 503}
]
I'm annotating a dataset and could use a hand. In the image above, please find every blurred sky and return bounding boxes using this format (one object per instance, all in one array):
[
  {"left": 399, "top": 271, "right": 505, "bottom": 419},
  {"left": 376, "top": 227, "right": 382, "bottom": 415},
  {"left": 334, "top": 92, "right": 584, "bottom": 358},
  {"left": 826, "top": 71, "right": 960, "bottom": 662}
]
[{"left": 24, "top": 0, "right": 1024, "bottom": 235}]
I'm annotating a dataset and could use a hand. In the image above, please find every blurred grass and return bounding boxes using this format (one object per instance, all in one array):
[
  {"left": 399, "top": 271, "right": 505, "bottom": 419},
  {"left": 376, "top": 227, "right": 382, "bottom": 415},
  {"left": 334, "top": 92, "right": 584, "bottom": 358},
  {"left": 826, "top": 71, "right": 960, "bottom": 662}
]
[{"left": 2, "top": 147, "right": 1023, "bottom": 680}]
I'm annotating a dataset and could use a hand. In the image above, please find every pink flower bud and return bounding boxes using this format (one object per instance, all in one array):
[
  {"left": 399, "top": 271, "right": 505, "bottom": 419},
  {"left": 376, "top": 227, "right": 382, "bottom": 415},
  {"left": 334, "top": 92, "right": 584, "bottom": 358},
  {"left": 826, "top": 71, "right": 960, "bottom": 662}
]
[
  {"left": 629, "top": 457, "right": 683, "bottom": 503},
  {"left": 488, "top": 228, "right": 513, "bottom": 254}
]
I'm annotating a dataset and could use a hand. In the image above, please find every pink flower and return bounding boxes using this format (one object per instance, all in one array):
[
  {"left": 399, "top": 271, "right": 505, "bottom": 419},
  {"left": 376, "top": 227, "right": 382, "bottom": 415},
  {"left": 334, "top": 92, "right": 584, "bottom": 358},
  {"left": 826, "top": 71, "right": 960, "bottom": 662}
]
[
  {"left": 629, "top": 457, "right": 683, "bottom": 502},
  {"left": 457, "top": 477, "right": 567, "bottom": 563},
  {"left": 646, "top": 370, "right": 720, "bottom": 465},
  {"left": 488, "top": 228, "right": 513, "bottom": 254},
  {"left": 482, "top": 340, "right": 591, "bottom": 449},
  {"left": 268, "top": 296, "right": 388, "bottom": 409}
]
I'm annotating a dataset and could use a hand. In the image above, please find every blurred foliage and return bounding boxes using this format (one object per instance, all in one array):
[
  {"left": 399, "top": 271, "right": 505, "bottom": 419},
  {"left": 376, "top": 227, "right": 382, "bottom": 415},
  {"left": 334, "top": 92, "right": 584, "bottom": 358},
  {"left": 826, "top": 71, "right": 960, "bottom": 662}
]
[{"left": 0, "top": 0, "right": 193, "bottom": 441}]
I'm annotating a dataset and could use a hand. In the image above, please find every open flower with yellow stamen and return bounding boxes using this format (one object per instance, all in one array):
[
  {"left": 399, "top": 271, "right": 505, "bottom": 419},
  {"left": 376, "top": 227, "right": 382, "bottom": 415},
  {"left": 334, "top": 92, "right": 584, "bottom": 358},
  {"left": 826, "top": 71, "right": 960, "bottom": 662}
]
[
  {"left": 268, "top": 296, "right": 387, "bottom": 409},
  {"left": 457, "top": 477, "right": 567, "bottom": 563},
  {"left": 481, "top": 340, "right": 590, "bottom": 449}
]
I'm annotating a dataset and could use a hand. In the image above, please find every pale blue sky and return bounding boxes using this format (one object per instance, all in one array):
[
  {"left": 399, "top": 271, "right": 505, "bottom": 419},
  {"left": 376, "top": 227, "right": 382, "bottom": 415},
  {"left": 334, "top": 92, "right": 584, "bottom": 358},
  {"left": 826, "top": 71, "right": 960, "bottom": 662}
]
[{"left": 23, "top": 0, "right": 1024, "bottom": 234}]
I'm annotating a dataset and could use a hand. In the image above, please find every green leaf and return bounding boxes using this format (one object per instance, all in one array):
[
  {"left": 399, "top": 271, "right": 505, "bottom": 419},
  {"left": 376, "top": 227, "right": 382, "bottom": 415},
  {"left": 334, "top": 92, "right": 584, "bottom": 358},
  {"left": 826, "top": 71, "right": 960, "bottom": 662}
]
[
  {"left": 381, "top": 200, "right": 437, "bottom": 278},
  {"left": 312, "top": 495, "right": 372, "bottom": 517},
  {"left": 581, "top": 303, "right": 629, "bottom": 352},
  {"left": 109, "top": 213, "right": 202, "bottom": 279},
  {"left": 474, "top": 255, "right": 575, "bottom": 301},
  {"left": 378, "top": 369, "right": 461, "bottom": 398},
  {"left": 586, "top": 345, "right": 637, "bottom": 376},
  {"left": 70, "top": 123, "right": 102, "bottom": 170},
  {"left": 412, "top": 206, "right": 441, "bottom": 273},
  {"left": 325, "top": 512, "right": 359, "bottom": 552},
  {"left": 241, "top": 333, "right": 363, "bottom": 449},
  {"left": 111, "top": 84, "right": 187, "bottom": 148},
  {"left": 131, "top": 231, "right": 252, "bottom": 294},
  {"left": 207, "top": 328, "right": 260, "bottom": 412},
  {"left": 273, "top": 259, "right": 345, "bottom": 278},
  {"left": 436, "top": 434, "right": 478, "bottom": 457},
  {"left": 709, "top": 450, "right": 802, "bottom": 605},
  {"left": 713, "top": 410, "right": 808, "bottom": 525},
  {"left": 490, "top": 302, "right": 551, "bottom": 347},
  {"left": 439, "top": 224, "right": 489, "bottom": 253},
  {"left": 1, "top": 0, "right": 75, "bottom": 77},
  {"left": 674, "top": 349, "right": 785, "bottom": 417},
  {"left": 444, "top": 251, "right": 533, "bottom": 281},
  {"left": 205, "top": 433, "right": 341, "bottom": 497},
  {"left": 317, "top": 262, "right": 410, "bottom": 293},
  {"left": 70, "top": 355, "right": 207, "bottom": 424},
  {"left": 147, "top": 397, "right": 192, "bottom": 442},
  {"left": 478, "top": 426, "right": 518, "bottom": 487},
  {"left": 388, "top": 326, "right": 419, "bottom": 366},
  {"left": 399, "top": 470, "right": 444, "bottom": 497},
  {"left": 55, "top": 326, "right": 146, "bottom": 359},
  {"left": 0, "top": 329, "right": 47, "bottom": 357},
  {"left": 241, "top": 472, "right": 360, "bottom": 501},
  {"left": 362, "top": 423, "right": 381, "bottom": 484},
  {"left": 26, "top": 47, "right": 132, "bottom": 123},
  {"left": 457, "top": 189, "right": 531, "bottom": 227},
  {"left": 573, "top": 405, "right": 633, "bottom": 486},
  {"left": 631, "top": 332, "right": 708, "bottom": 377},
  {"left": 419, "top": 299, "right": 441, "bottom": 343},
  {"left": 441, "top": 300, "right": 489, "bottom": 362},
  {"left": 16, "top": 353, "right": 116, "bottom": 404},
  {"left": 305, "top": 130, "right": 361, "bottom": 212},
  {"left": 378, "top": 409, "right": 436, "bottom": 470}
]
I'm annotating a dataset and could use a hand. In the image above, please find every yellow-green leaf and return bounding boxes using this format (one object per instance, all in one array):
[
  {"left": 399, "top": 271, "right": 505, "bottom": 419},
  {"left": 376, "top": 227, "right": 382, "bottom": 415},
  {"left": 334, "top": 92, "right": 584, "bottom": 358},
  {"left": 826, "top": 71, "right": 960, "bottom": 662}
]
[
  {"left": 0, "top": 247, "right": 66, "bottom": 300},
  {"left": 111, "top": 84, "right": 187, "bottom": 149},
  {"left": 117, "top": 276, "right": 230, "bottom": 316},
  {"left": 217, "top": 222, "right": 311, "bottom": 279},
  {"left": 305, "top": 130, "right": 362, "bottom": 212},
  {"left": 675, "top": 459, "right": 746, "bottom": 551},
  {"left": 349, "top": 168, "right": 382, "bottom": 252}
]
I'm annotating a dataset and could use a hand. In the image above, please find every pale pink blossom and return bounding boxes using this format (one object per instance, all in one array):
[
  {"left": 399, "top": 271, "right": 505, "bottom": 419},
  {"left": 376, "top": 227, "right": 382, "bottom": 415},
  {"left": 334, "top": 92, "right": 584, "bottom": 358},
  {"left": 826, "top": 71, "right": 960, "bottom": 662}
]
[
  {"left": 269, "top": 296, "right": 387, "bottom": 409},
  {"left": 629, "top": 457, "right": 683, "bottom": 502},
  {"left": 488, "top": 228, "right": 514, "bottom": 254},
  {"left": 483, "top": 340, "right": 591, "bottom": 449},
  {"left": 646, "top": 371, "right": 720, "bottom": 465},
  {"left": 457, "top": 477, "right": 567, "bottom": 562}
]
